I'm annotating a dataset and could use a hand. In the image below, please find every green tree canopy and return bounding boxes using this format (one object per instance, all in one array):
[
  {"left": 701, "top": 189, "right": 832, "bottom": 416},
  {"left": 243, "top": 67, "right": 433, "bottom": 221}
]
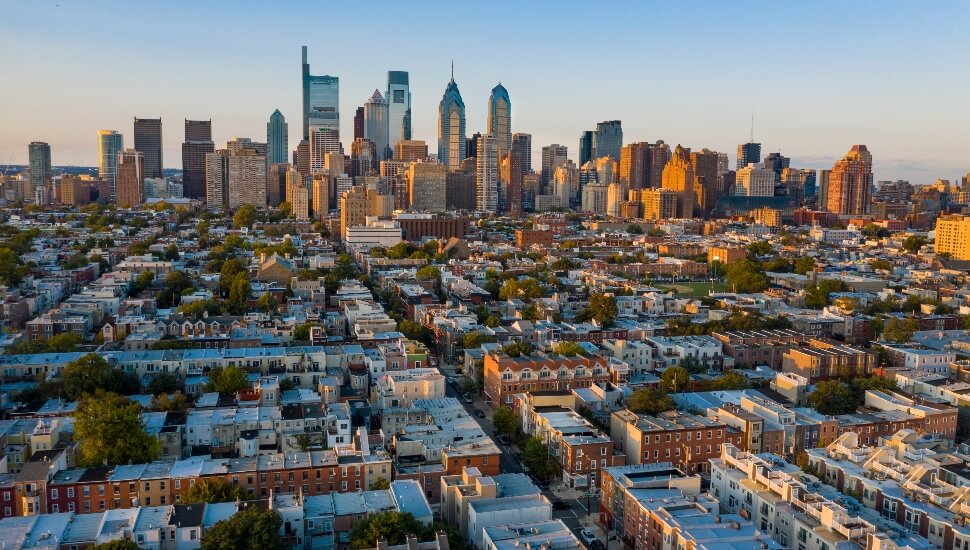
[
  {"left": 415, "top": 265, "right": 441, "bottom": 281},
  {"left": 724, "top": 259, "right": 769, "bottom": 293},
  {"left": 709, "top": 370, "right": 750, "bottom": 391},
  {"left": 492, "top": 406, "right": 518, "bottom": 436},
  {"left": 206, "top": 365, "right": 250, "bottom": 395},
  {"left": 793, "top": 256, "right": 816, "bottom": 275},
  {"left": 521, "top": 436, "right": 559, "bottom": 481},
  {"left": 202, "top": 507, "right": 286, "bottom": 550},
  {"left": 73, "top": 391, "right": 161, "bottom": 467},
  {"left": 626, "top": 388, "right": 676, "bottom": 415},
  {"left": 180, "top": 478, "right": 245, "bottom": 504},
  {"left": 747, "top": 241, "right": 773, "bottom": 257},
  {"left": 553, "top": 341, "right": 587, "bottom": 357},
  {"left": 501, "top": 341, "right": 533, "bottom": 357},
  {"left": 882, "top": 317, "right": 918, "bottom": 343},
  {"left": 804, "top": 279, "right": 849, "bottom": 309},
  {"left": 63, "top": 353, "right": 138, "bottom": 401},
  {"left": 233, "top": 204, "right": 258, "bottom": 229},
  {"left": 660, "top": 366, "right": 690, "bottom": 393},
  {"left": 147, "top": 372, "right": 180, "bottom": 396},
  {"left": 349, "top": 511, "right": 426, "bottom": 550},
  {"left": 807, "top": 380, "right": 857, "bottom": 415},
  {"left": 499, "top": 277, "right": 544, "bottom": 300},
  {"left": 93, "top": 540, "right": 141, "bottom": 550},
  {"left": 901, "top": 235, "right": 927, "bottom": 254}
]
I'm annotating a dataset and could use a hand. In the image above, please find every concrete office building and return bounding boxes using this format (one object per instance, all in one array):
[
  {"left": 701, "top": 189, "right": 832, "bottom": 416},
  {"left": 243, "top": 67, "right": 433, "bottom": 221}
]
[
  {"left": 133, "top": 117, "right": 163, "bottom": 179},
  {"left": 182, "top": 119, "right": 214, "bottom": 199}
]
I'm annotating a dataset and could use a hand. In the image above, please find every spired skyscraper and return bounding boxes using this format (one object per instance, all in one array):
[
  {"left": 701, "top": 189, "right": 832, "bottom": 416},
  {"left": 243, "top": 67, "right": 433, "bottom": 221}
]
[
  {"left": 133, "top": 118, "right": 163, "bottom": 179},
  {"left": 487, "top": 83, "right": 511, "bottom": 160},
  {"left": 182, "top": 120, "right": 214, "bottom": 199},
  {"left": 266, "top": 110, "right": 288, "bottom": 165},
  {"left": 301, "top": 46, "right": 339, "bottom": 140},
  {"left": 97, "top": 130, "right": 123, "bottom": 195},
  {"left": 364, "top": 90, "right": 390, "bottom": 161},
  {"left": 437, "top": 66, "right": 466, "bottom": 169},
  {"left": 386, "top": 71, "right": 411, "bottom": 156}
]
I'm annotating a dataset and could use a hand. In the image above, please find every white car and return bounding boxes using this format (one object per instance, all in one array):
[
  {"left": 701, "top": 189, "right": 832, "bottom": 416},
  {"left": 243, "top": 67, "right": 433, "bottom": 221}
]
[{"left": 580, "top": 529, "right": 596, "bottom": 546}]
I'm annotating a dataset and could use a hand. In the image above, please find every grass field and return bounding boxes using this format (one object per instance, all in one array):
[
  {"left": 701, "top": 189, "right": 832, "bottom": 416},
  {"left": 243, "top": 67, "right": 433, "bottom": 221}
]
[{"left": 657, "top": 281, "right": 731, "bottom": 297}]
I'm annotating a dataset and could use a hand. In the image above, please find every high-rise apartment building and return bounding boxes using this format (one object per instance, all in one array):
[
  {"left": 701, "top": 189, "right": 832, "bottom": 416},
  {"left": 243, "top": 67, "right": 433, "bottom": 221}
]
[
  {"left": 734, "top": 164, "right": 775, "bottom": 197},
  {"left": 541, "top": 144, "right": 568, "bottom": 187},
  {"left": 594, "top": 157, "right": 618, "bottom": 185},
  {"left": 581, "top": 184, "right": 608, "bottom": 214},
  {"left": 205, "top": 150, "right": 230, "bottom": 209},
  {"left": 266, "top": 110, "right": 288, "bottom": 165},
  {"left": 661, "top": 145, "right": 695, "bottom": 219},
  {"left": 267, "top": 163, "right": 289, "bottom": 206},
  {"left": 690, "top": 148, "right": 720, "bottom": 212},
  {"left": 227, "top": 146, "right": 267, "bottom": 209},
  {"left": 619, "top": 142, "right": 649, "bottom": 190},
  {"left": 592, "top": 120, "right": 622, "bottom": 161},
  {"left": 553, "top": 160, "right": 578, "bottom": 206},
  {"left": 302, "top": 46, "right": 339, "bottom": 140},
  {"left": 502, "top": 144, "right": 524, "bottom": 215},
  {"left": 438, "top": 70, "right": 466, "bottom": 168},
  {"left": 182, "top": 119, "right": 214, "bottom": 199},
  {"left": 115, "top": 149, "right": 144, "bottom": 208},
  {"left": 646, "top": 141, "right": 672, "bottom": 188},
  {"left": 445, "top": 159, "right": 477, "bottom": 211},
  {"left": 340, "top": 185, "right": 369, "bottom": 239},
  {"left": 407, "top": 161, "right": 448, "bottom": 212},
  {"left": 736, "top": 142, "right": 761, "bottom": 170},
  {"left": 309, "top": 125, "right": 342, "bottom": 173},
  {"left": 387, "top": 71, "right": 411, "bottom": 155},
  {"left": 287, "top": 167, "right": 310, "bottom": 219},
  {"left": 133, "top": 118, "right": 163, "bottom": 179},
  {"left": 351, "top": 138, "right": 377, "bottom": 179},
  {"left": 364, "top": 90, "right": 390, "bottom": 161},
  {"left": 579, "top": 131, "right": 594, "bottom": 167},
  {"left": 311, "top": 174, "right": 329, "bottom": 220},
  {"left": 395, "top": 140, "right": 428, "bottom": 163},
  {"left": 935, "top": 215, "right": 970, "bottom": 260},
  {"left": 97, "top": 130, "right": 123, "bottom": 196},
  {"left": 512, "top": 133, "right": 532, "bottom": 175},
  {"left": 28, "top": 141, "right": 52, "bottom": 192},
  {"left": 295, "top": 140, "right": 311, "bottom": 176},
  {"left": 487, "top": 83, "right": 511, "bottom": 160},
  {"left": 476, "top": 134, "right": 498, "bottom": 212},
  {"left": 825, "top": 145, "right": 872, "bottom": 215},
  {"left": 638, "top": 188, "right": 678, "bottom": 220},
  {"left": 354, "top": 107, "right": 365, "bottom": 141}
]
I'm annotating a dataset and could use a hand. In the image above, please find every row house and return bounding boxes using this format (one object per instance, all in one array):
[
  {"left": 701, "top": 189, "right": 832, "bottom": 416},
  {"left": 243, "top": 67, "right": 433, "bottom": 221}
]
[
  {"left": 610, "top": 409, "right": 743, "bottom": 474},
  {"left": 712, "top": 329, "right": 812, "bottom": 370},
  {"left": 781, "top": 338, "right": 878, "bottom": 381},
  {"left": 483, "top": 350, "right": 613, "bottom": 407}
]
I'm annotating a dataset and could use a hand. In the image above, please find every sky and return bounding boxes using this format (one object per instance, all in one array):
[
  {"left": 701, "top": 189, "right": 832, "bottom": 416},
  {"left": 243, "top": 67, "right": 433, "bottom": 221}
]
[{"left": 2, "top": 0, "right": 968, "bottom": 183}]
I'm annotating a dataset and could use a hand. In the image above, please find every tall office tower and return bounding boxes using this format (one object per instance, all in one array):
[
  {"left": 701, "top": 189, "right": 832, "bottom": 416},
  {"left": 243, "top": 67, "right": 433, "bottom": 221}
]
[
  {"left": 592, "top": 120, "right": 622, "bottom": 161},
  {"left": 301, "top": 46, "right": 339, "bottom": 140},
  {"left": 287, "top": 168, "right": 310, "bottom": 219},
  {"left": 487, "top": 83, "right": 512, "bottom": 159},
  {"left": 309, "top": 125, "right": 342, "bottom": 173},
  {"left": 295, "top": 140, "right": 311, "bottom": 176},
  {"left": 476, "top": 134, "right": 498, "bottom": 212},
  {"left": 266, "top": 110, "right": 288, "bottom": 165},
  {"left": 205, "top": 150, "right": 230, "bottom": 208},
  {"left": 594, "top": 157, "right": 618, "bottom": 185},
  {"left": 115, "top": 149, "right": 145, "bottom": 208},
  {"left": 351, "top": 138, "right": 377, "bottom": 179},
  {"left": 387, "top": 71, "right": 411, "bottom": 155},
  {"left": 501, "top": 147, "right": 524, "bottom": 214},
  {"left": 97, "top": 130, "right": 123, "bottom": 196},
  {"left": 407, "top": 161, "right": 448, "bottom": 211},
  {"left": 762, "top": 152, "right": 790, "bottom": 177},
  {"left": 466, "top": 133, "right": 481, "bottom": 161},
  {"left": 715, "top": 152, "right": 729, "bottom": 175},
  {"left": 736, "top": 142, "right": 761, "bottom": 170},
  {"left": 437, "top": 69, "right": 466, "bottom": 168},
  {"left": 395, "top": 140, "right": 429, "bottom": 163},
  {"left": 354, "top": 107, "right": 365, "bottom": 141},
  {"left": 826, "top": 145, "right": 873, "bottom": 215},
  {"left": 646, "top": 141, "right": 672, "bottom": 188},
  {"left": 267, "top": 163, "right": 289, "bottom": 206},
  {"left": 540, "top": 144, "right": 568, "bottom": 187},
  {"left": 28, "top": 141, "right": 52, "bottom": 192},
  {"left": 619, "top": 142, "right": 649, "bottom": 190},
  {"left": 639, "top": 188, "right": 678, "bottom": 220},
  {"left": 339, "top": 185, "right": 369, "bottom": 239},
  {"left": 311, "top": 174, "right": 329, "bottom": 220},
  {"left": 661, "top": 145, "right": 695, "bottom": 219},
  {"left": 734, "top": 164, "right": 775, "bottom": 197},
  {"left": 363, "top": 90, "right": 390, "bottom": 161},
  {"left": 690, "top": 149, "right": 720, "bottom": 213},
  {"left": 512, "top": 133, "right": 532, "bottom": 175},
  {"left": 802, "top": 170, "right": 817, "bottom": 197},
  {"left": 133, "top": 118, "right": 163, "bottom": 178},
  {"left": 553, "top": 160, "right": 578, "bottom": 206},
  {"left": 181, "top": 119, "right": 214, "bottom": 199},
  {"left": 579, "top": 131, "right": 594, "bottom": 167},
  {"left": 227, "top": 148, "right": 267, "bottom": 208},
  {"left": 579, "top": 161, "right": 597, "bottom": 187},
  {"left": 445, "top": 159, "right": 477, "bottom": 211}
]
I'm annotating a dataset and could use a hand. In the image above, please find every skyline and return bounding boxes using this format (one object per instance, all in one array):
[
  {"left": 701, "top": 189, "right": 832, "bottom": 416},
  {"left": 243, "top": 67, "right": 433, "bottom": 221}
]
[{"left": 2, "top": 1, "right": 969, "bottom": 182}]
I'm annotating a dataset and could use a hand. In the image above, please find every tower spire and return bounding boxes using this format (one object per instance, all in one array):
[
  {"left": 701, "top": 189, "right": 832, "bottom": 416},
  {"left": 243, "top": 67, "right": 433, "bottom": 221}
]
[
  {"left": 450, "top": 60, "right": 454, "bottom": 82},
  {"left": 750, "top": 113, "right": 754, "bottom": 143}
]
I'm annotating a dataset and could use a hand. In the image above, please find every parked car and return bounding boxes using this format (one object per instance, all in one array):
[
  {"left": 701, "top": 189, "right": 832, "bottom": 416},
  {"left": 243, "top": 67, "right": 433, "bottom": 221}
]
[
  {"left": 590, "top": 540, "right": 606, "bottom": 550},
  {"left": 579, "top": 529, "right": 597, "bottom": 546},
  {"left": 475, "top": 409, "right": 485, "bottom": 418},
  {"left": 551, "top": 499, "right": 571, "bottom": 510}
]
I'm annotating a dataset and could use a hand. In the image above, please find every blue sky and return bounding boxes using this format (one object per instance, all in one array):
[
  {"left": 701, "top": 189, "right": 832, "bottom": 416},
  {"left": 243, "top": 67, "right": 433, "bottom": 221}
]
[{"left": 2, "top": 0, "right": 968, "bottom": 182}]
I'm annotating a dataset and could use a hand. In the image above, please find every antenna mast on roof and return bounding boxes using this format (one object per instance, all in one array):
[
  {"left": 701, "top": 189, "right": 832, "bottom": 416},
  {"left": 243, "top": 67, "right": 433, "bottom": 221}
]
[{"left": 750, "top": 113, "right": 754, "bottom": 143}]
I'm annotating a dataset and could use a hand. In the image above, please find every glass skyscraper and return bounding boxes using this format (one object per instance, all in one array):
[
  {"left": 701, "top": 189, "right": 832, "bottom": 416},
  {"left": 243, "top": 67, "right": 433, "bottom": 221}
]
[
  {"left": 487, "top": 83, "right": 511, "bottom": 160},
  {"left": 579, "top": 130, "right": 594, "bottom": 167},
  {"left": 364, "top": 90, "right": 390, "bottom": 162},
  {"left": 438, "top": 70, "right": 466, "bottom": 168},
  {"left": 97, "top": 130, "right": 123, "bottom": 192},
  {"left": 592, "top": 120, "right": 622, "bottom": 161},
  {"left": 267, "top": 110, "right": 289, "bottom": 165},
  {"left": 387, "top": 71, "right": 411, "bottom": 157},
  {"left": 302, "top": 46, "right": 339, "bottom": 139}
]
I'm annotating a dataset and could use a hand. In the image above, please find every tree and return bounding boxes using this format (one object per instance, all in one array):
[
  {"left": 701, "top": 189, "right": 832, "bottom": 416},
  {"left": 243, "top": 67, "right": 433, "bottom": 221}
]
[
  {"left": 206, "top": 365, "right": 250, "bottom": 395},
  {"left": 202, "top": 507, "right": 286, "bottom": 550},
  {"left": 553, "top": 342, "right": 586, "bottom": 357},
  {"left": 233, "top": 204, "right": 258, "bottom": 229},
  {"left": 484, "top": 315, "right": 501, "bottom": 327},
  {"left": 0, "top": 246, "right": 29, "bottom": 286},
  {"left": 62, "top": 353, "right": 118, "bottom": 401},
  {"left": 155, "top": 392, "right": 188, "bottom": 412},
  {"left": 45, "top": 333, "right": 83, "bottom": 352},
  {"left": 493, "top": 406, "right": 518, "bottom": 436},
  {"left": 626, "top": 223, "right": 644, "bottom": 234},
  {"left": 724, "top": 259, "right": 769, "bottom": 293},
  {"left": 257, "top": 292, "right": 279, "bottom": 313},
  {"left": 294, "top": 322, "right": 317, "bottom": 342},
  {"left": 397, "top": 320, "right": 431, "bottom": 345},
  {"left": 804, "top": 279, "right": 848, "bottom": 309},
  {"left": 870, "top": 259, "right": 892, "bottom": 272},
  {"left": 415, "top": 265, "right": 441, "bottom": 281},
  {"left": 147, "top": 372, "right": 180, "bottom": 395},
  {"left": 180, "top": 478, "right": 245, "bottom": 504},
  {"left": 73, "top": 391, "right": 161, "bottom": 467},
  {"left": 349, "top": 511, "right": 427, "bottom": 549},
  {"left": 226, "top": 272, "right": 251, "bottom": 315},
  {"left": 93, "top": 541, "right": 141, "bottom": 550},
  {"left": 627, "top": 388, "right": 676, "bottom": 415},
  {"left": 709, "top": 370, "right": 750, "bottom": 391},
  {"left": 660, "top": 367, "right": 690, "bottom": 393},
  {"left": 130, "top": 271, "right": 155, "bottom": 295},
  {"left": 587, "top": 293, "right": 618, "bottom": 326},
  {"left": 499, "top": 277, "right": 544, "bottom": 300},
  {"left": 808, "top": 380, "right": 858, "bottom": 415},
  {"left": 369, "top": 478, "right": 390, "bottom": 490},
  {"left": 521, "top": 436, "right": 559, "bottom": 481},
  {"left": 164, "top": 243, "right": 180, "bottom": 261},
  {"left": 747, "top": 241, "right": 773, "bottom": 257},
  {"left": 861, "top": 224, "right": 890, "bottom": 239},
  {"left": 901, "top": 235, "right": 927, "bottom": 254},
  {"left": 463, "top": 332, "right": 484, "bottom": 349},
  {"left": 882, "top": 317, "right": 918, "bottom": 343},
  {"left": 501, "top": 341, "right": 533, "bottom": 357}
]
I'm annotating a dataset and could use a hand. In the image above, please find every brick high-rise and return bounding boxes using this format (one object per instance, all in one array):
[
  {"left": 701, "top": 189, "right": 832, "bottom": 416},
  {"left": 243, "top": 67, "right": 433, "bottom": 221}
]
[{"left": 825, "top": 145, "right": 872, "bottom": 215}]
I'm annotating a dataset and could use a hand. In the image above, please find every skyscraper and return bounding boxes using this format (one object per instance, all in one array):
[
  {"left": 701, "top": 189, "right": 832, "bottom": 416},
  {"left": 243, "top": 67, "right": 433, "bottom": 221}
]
[
  {"left": 133, "top": 118, "right": 163, "bottom": 179},
  {"left": 302, "top": 46, "right": 339, "bottom": 140},
  {"left": 646, "top": 141, "right": 672, "bottom": 188},
  {"left": 592, "top": 120, "right": 622, "bottom": 161},
  {"left": 182, "top": 120, "right": 214, "bottom": 199},
  {"left": 690, "top": 149, "right": 720, "bottom": 213},
  {"left": 503, "top": 141, "right": 525, "bottom": 215},
  {"left": 97, "top": 130, "right": 123, "bottom": 196},
  {"left": 387, "top": 71, "right": 411, "bottom": 156},
  {"left": 395, "top": 140, "right": 429, "bottom": 163},
  {"left": 763, "top": 152, "right": 790, "bottom": 176},
  {"left": 206, "top": 149, "right": 230, "bottom": 209},
  {"left": 364, "top": 90, "right": 390, "bottom": 161},
  {"left": 541, "top": 144, "right": 568, "bottom": 187},
  {"left": 28, "top": 141, "right": 51, "bottom": 193},
  {"left": 512, "top": 133, "right": 532, "bottom": 175},
  {"left": 476, "top": 134, "right": 498, "bottom": 212},
  {"left": 736, "top": 142, "right": 761, "bottom": 170},
  {"left": 116, "top": 149, "right": 144, "bottom": 208},
  {"left": 487, "top": 83, "right": 512, "bottom": 160},
  {"left": 266, "top": 110, "right": 288, "bottom": 165},
  {"left": 407, "top": 161, "right": 448, "bottom": 212},
  {"left": 354, "top": 107, "right": 365, "bottom": 141},
  {"left": 734, "top": 164, "right": 775, "bottom": 197},
  {"left": 351, "top": 138, "right": 377, "bottom": 179},
  {"left": 661, "top": 145, "right": 695, "bottom": 219},
  {"left": 826, "top": 145, "right": 873, "bottom": 215},
  {"left": 309, "top": 125, "right": 342, "bottom": 173},
  {"left": 437, "top": 68, "right": 466, "bottom": 168},
  {"left": 619, "top": 142, "right": 649, "bottom": 190}
]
